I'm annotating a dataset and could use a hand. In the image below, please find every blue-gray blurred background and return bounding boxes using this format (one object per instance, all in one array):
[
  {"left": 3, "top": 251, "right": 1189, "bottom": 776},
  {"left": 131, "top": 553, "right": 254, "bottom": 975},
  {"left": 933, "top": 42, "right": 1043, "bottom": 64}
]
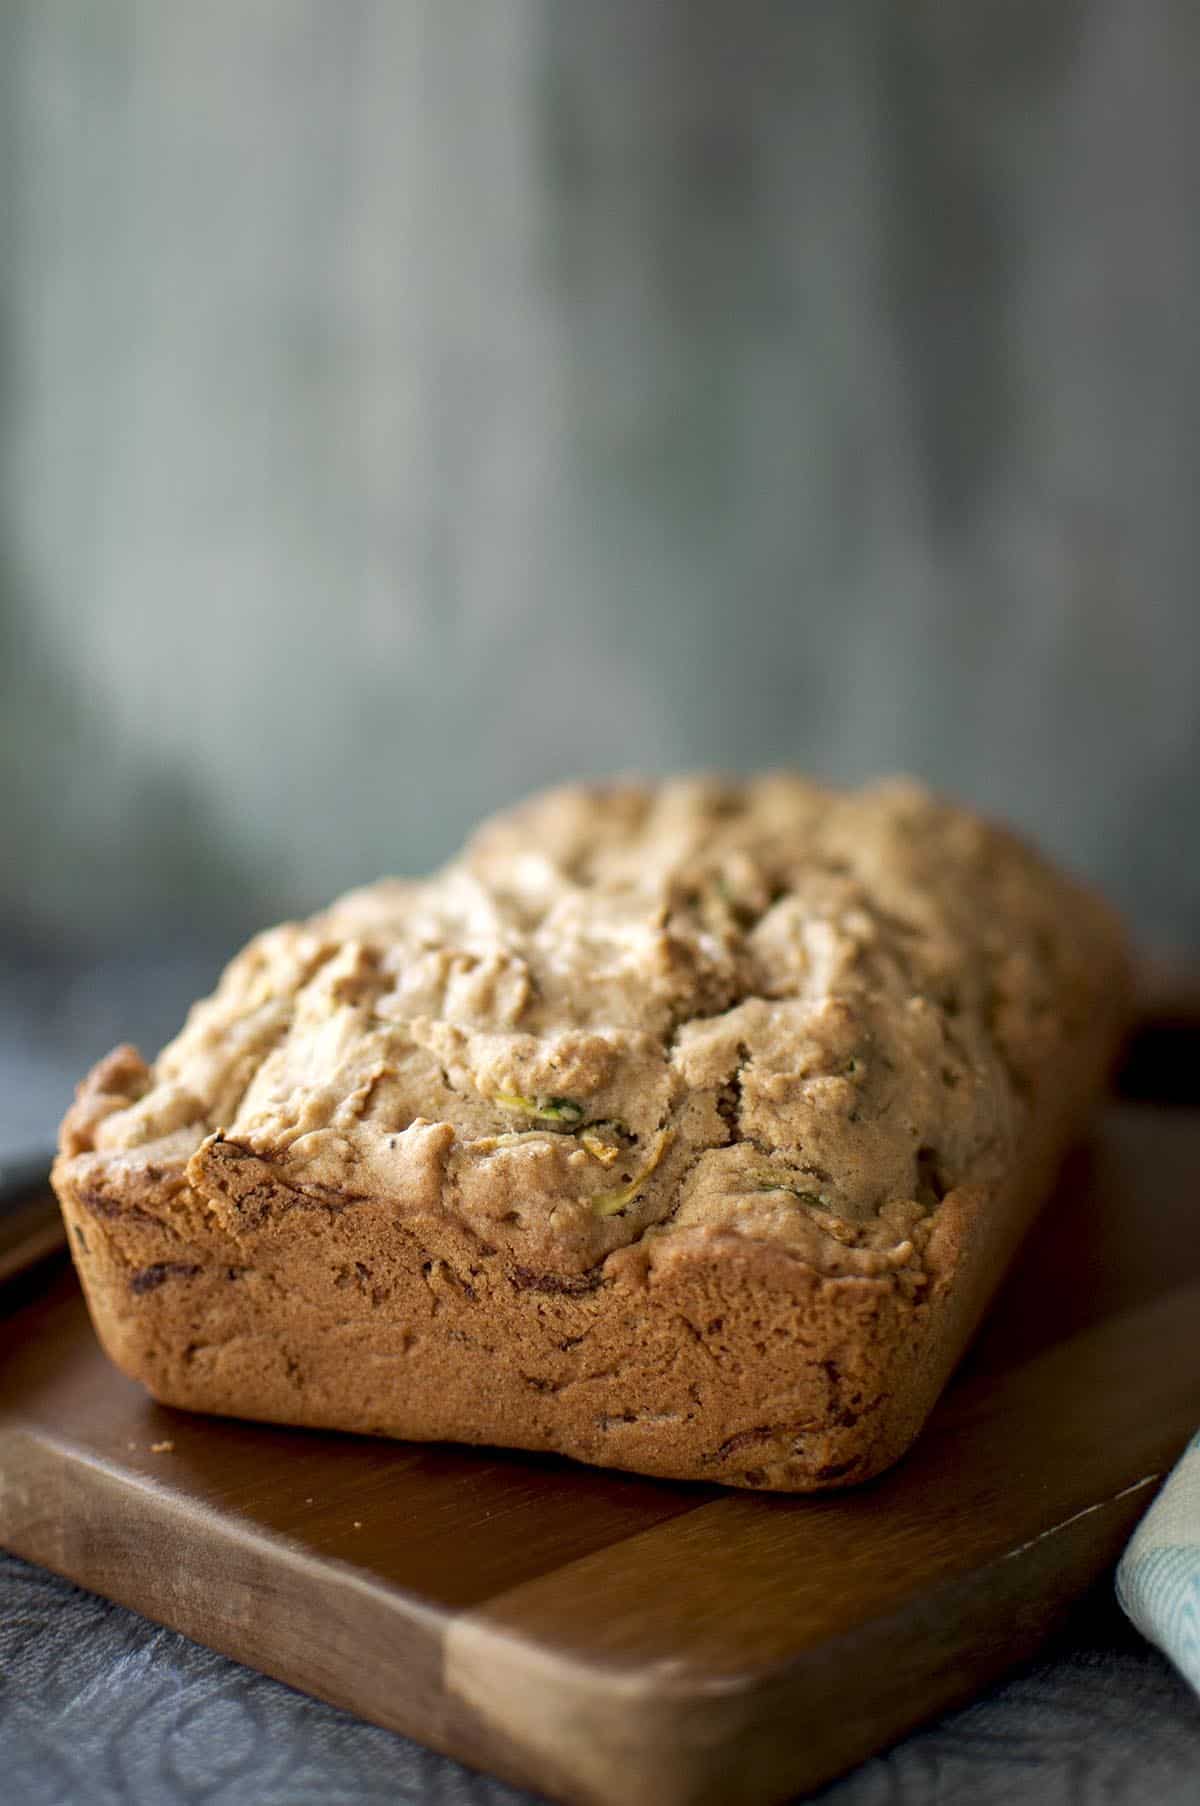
[{"left": 2, "top": 0, "right": 1198, "bottom": 1157}]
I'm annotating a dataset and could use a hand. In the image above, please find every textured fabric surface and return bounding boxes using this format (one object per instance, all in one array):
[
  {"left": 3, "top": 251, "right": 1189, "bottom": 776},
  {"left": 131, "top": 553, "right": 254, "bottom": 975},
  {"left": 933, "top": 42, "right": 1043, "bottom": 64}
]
[
  {"left": 1118, "top": 1431, "right": 1200, "bottom": 1697},
  {"left": 1, "top": 1552, "right": 1197, "bottom": 1806}
]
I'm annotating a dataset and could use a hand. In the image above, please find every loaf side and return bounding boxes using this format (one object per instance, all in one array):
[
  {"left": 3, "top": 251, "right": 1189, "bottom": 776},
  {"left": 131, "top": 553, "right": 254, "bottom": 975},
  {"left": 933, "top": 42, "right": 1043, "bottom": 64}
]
[{"left": 52, "top": 775, "right": 1132, "bottom": 1488}]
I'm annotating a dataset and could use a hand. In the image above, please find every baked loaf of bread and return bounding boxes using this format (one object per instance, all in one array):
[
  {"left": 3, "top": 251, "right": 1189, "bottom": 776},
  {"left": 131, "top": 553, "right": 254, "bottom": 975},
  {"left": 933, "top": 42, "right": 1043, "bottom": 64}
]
[{"left": 53, "top": 777, "right": 1131, "bottom": 1491}]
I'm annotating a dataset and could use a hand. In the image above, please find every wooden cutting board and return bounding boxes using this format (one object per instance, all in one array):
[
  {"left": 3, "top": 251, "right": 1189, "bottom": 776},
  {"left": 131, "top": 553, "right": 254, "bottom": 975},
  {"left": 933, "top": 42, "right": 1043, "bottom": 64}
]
[{"left": 2, "top": 1103, "right": 1198, "bottom": 1806}]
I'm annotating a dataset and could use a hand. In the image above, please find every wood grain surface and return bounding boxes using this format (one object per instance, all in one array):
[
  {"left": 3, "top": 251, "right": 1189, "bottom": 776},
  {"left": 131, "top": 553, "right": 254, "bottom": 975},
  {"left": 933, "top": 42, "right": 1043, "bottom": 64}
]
[
  {"left": 2, "top": 1103, "right": 1198, "bottom": 1806},
  {"left": 0, "top": 1162, "right": 65, "bottom": 1287}
]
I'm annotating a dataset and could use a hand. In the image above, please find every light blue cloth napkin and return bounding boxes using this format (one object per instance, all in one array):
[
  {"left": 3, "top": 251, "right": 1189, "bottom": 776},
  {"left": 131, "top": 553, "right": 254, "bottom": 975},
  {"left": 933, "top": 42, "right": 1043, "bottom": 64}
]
[{"left": 1117, "top": 1431, "right": 1200, "bottom": 1695}]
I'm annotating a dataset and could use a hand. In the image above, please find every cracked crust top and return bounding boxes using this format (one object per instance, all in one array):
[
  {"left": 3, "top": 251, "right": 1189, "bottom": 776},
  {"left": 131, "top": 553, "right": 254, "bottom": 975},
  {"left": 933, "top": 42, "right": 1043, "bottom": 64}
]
[{"left": 59, "top": 775, "right": 1126, "bottom": 1285}]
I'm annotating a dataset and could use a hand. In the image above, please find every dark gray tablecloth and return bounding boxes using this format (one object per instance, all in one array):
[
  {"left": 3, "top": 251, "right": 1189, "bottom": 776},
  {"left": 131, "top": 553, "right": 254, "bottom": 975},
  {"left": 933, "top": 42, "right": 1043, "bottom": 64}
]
[{"left": 2, "top": 1551, "right": 1196, "bottom": 1806}]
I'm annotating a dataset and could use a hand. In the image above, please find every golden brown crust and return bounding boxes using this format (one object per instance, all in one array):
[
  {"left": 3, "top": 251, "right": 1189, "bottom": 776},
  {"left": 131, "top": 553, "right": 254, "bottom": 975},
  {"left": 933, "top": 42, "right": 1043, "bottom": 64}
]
[{"left": 51, "top": 775, "right": 1132, "bottom": 1490}]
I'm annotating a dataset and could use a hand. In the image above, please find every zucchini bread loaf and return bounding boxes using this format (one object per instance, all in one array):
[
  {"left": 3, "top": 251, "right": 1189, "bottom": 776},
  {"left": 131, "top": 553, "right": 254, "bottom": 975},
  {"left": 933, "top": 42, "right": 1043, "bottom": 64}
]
[{"left": 53, "top": 776, "right": 1131, "bottom": 1491}]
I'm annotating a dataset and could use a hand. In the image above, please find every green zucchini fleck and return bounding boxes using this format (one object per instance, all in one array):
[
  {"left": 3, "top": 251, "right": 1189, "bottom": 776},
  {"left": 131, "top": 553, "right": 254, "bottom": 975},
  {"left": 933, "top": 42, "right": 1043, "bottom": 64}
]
[
  {"left": 592, "top": 1132, "right": 671, "bottom": 1216},
  {"left": 749, "top": 1170, "right": 827, "bottom": 1209},
  {"left": 494, "top": 1091, "right": 586, "bottom": 1128}
]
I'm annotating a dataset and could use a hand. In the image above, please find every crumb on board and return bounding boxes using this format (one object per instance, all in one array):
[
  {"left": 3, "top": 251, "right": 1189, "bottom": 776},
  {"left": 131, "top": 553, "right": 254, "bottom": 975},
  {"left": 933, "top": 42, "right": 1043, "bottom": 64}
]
[
  {"left": 150, "top": 1439, "right": 175, "bottom": 1454},
  {"left": 353, "top": 1520, "right": 363, "bottom": 1530}
]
